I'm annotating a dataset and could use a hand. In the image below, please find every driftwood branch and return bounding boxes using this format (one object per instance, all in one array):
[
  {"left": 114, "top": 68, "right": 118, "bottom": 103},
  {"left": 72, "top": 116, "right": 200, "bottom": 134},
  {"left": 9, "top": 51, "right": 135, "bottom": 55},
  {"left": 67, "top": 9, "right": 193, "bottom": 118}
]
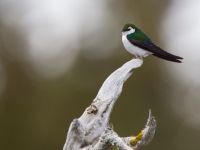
[{"left": 63, "top": 58, "right": 156, "bottom": 150}]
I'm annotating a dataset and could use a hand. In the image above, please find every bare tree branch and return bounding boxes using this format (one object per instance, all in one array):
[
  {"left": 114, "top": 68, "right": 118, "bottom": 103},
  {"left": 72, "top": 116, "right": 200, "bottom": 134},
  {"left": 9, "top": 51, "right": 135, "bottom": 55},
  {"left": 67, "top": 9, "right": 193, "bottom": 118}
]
[{"left": 63, "top": 58, "right": 156, "bottom": 150}]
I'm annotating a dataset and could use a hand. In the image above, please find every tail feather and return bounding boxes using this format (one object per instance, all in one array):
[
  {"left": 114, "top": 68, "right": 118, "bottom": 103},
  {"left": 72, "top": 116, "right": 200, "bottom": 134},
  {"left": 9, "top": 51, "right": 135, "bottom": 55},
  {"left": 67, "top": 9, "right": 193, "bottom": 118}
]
[{"left": 153, "top": 52, "right": 183, "bottom": 63}]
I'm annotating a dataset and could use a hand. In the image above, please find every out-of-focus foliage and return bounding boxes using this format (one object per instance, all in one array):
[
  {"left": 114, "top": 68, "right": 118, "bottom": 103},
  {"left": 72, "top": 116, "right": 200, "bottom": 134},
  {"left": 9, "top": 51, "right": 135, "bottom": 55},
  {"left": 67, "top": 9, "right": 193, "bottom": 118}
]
[{"left": 0, "top": 0, "right": 200, "bottom": 150}]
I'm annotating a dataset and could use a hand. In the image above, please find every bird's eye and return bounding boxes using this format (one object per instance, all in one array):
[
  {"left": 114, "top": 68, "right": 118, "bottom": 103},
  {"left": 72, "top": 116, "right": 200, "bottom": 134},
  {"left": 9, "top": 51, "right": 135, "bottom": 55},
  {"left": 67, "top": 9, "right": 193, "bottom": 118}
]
[
  {"left": 123, "top": 26, "right": 134, "bottom": 32},
  {"left": 128, "top": 27, "right": 132, "bottom": 30},
  {"left": 124, "top": 27, "right": 132, "bottom": 31}
]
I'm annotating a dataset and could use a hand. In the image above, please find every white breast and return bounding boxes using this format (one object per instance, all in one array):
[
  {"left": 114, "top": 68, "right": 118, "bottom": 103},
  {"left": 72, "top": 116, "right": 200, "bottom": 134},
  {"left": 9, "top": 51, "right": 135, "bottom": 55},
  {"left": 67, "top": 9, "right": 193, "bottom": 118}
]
[{"left": 122, "top": 30, "right": 152, "bottom": 57}]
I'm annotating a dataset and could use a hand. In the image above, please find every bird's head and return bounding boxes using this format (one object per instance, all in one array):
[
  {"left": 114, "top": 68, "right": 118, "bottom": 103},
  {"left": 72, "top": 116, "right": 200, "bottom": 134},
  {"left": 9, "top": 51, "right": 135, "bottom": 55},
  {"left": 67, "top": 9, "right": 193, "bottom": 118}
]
[
  {"left": 122, "top": 23, "right": 137, "bottom": 34},
  {"left": 122, "top": 23, "right": 149, "bottom": 41}
]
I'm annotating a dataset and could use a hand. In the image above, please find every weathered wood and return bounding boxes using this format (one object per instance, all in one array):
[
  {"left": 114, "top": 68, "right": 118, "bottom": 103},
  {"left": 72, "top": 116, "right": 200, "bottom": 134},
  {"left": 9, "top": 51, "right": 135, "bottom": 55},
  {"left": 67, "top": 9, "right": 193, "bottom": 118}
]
[{"left": 63, "top": 58, "right": 156, "bottom": 150}]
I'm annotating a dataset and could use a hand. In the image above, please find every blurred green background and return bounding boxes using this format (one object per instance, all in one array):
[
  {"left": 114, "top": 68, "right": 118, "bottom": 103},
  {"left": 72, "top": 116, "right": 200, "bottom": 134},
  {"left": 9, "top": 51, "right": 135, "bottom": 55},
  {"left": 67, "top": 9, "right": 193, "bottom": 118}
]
[{"left": 0, "top": 0, "right": 200, "bottom": 149}]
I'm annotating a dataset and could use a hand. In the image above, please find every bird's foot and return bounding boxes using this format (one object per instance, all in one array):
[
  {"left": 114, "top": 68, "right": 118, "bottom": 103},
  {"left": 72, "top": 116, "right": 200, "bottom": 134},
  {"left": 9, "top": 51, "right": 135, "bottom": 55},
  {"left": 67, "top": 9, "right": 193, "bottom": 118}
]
[{"left": 134, "top": 55, "right": 143, "bottom": 61}]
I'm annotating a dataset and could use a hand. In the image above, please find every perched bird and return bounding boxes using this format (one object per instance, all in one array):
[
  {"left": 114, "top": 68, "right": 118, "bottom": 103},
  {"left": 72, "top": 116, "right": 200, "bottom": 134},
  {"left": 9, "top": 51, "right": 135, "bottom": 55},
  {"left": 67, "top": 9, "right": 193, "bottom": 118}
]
[{"left": 122, "top": 23, "right": 183, "bottom": 63}]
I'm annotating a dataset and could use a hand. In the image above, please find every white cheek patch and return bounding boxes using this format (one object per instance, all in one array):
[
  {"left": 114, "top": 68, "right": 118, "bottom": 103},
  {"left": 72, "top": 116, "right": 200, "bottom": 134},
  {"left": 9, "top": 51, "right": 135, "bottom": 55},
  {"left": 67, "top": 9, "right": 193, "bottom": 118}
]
[
  {"left": 123, "top": 27, "right": 136, "bottom": 36},
  {"left": 131, "top": 28, "right": 136, "bottom": 33}
]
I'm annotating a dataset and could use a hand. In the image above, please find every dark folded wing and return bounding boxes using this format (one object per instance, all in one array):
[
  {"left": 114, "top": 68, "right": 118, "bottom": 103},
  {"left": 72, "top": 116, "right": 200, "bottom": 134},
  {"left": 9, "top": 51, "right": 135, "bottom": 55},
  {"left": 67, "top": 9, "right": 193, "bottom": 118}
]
[{"left": 128, "top": 38, "right": 183, "bottom": 63}]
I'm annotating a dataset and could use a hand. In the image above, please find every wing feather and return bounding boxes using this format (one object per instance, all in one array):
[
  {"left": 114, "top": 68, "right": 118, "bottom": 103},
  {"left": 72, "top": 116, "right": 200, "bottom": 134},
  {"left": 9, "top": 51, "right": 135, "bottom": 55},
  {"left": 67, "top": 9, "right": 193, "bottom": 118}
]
[{"left": 128, "top": 38, "right": 183, "bottom": 63}]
